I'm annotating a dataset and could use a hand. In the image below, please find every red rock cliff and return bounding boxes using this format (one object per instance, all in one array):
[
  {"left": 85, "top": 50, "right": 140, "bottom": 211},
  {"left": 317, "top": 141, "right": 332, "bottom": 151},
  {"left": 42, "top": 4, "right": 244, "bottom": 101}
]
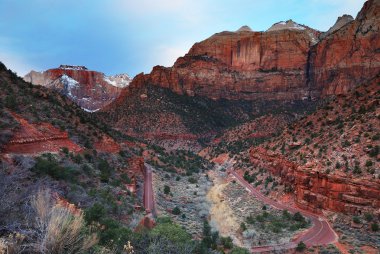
[
  {"left": 134, "top": 27, "right": 319, "bottom": 101},
  {"left": 250, "top": 147, "right": 380, "bottom": 215},
  {"left": 128, "top": 0, "right": 379, "bottom": 101},
  {"left": 309, "top": 0, "right": 380, "bottom": 95}
]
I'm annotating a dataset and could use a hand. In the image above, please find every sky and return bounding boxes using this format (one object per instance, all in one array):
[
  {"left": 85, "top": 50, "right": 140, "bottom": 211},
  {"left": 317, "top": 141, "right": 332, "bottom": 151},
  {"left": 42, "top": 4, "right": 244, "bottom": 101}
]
[{"left": 0, "top": 0, "right": 366, "bottom": 77}]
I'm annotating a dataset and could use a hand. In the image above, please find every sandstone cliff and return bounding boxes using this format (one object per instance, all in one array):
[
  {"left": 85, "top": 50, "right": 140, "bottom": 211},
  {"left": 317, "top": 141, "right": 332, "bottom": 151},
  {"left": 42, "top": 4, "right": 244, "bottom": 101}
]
[
  {"left": 132, "top": 24, "right": 319, "bottom": 101},
  {"left": 309, "top": 0, "right": 380, "bottom": 95},
  {"left": 126, "top": 0, "right": 379, "bottom": 101}
]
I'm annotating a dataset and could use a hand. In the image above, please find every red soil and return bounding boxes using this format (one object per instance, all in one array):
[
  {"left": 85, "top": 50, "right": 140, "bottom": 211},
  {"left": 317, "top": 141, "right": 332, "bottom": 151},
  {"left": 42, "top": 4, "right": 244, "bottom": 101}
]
[{"left": 4, "top": 113, "right": 82, "bottom": 155}]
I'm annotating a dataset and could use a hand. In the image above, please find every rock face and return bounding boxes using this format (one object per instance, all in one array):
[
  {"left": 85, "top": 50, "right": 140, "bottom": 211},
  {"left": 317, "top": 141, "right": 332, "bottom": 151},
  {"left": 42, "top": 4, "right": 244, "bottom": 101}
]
[
  {"left": 127, "top": 0, "right": 379, "bottom": 101},
  {"left": 250, "top": 147, "right": 380, "bottom": 215},
  {"left": 134, "top": 25, "right": 319, "bottom": 101},
  {"left": 94, "top": 135, "right": 121, "bottom": 153},
  {"left": 4, "top": 113, "right": 82, "bottom": 155},
  {"left": 319, "top": 15, "right": 354, "bottom": 39},
  {"left": 309, "top": 0, "right": 380, "bottom": 96},
  {"left": 24, "top": 65, "right": 131, "bottom": 111}
]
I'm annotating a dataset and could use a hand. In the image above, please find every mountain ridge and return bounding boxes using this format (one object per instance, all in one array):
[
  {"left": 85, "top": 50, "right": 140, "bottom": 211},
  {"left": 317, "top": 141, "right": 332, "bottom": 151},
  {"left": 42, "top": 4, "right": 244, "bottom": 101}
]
[{"left": 115, "top": 0, "right": 379, "bottom": 103}]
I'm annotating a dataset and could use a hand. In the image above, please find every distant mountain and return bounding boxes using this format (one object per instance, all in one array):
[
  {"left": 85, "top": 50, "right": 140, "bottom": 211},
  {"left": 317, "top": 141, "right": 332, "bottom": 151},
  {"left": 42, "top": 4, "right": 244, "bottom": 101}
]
[{"left": 24, "top": 65, "right": 131, "bottom": 112}]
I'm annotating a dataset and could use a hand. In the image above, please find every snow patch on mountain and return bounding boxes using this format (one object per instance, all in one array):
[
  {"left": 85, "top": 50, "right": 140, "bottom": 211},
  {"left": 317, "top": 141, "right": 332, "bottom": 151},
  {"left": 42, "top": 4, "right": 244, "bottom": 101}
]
[
  {"left": 104, "top": 74, "right": 131, "bottom": 88},
  {"left": 267, "top": 20, "right": 307, "bottom": 32},
  {"left": 60, "top": 74, "right": 79, "bottom": 99}
]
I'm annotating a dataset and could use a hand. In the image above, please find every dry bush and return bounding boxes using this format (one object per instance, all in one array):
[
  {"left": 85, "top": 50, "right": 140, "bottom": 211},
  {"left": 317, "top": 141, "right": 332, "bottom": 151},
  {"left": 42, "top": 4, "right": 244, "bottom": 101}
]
[
  {"left": 0, "top": 233, "right": 25, "bottom": 254},
  {"left": 31, "top": 188, "right": 98, "bottom": 254},
  {"left": 0, "top": 239, "right": 6, "bottom": 254}
]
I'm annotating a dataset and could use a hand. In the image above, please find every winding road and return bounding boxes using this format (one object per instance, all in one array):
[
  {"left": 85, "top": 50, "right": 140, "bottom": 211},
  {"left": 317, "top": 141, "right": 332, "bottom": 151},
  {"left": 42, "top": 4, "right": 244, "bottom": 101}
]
[{"left": 230, "top": 170, "right": 337, "bottom": 253}]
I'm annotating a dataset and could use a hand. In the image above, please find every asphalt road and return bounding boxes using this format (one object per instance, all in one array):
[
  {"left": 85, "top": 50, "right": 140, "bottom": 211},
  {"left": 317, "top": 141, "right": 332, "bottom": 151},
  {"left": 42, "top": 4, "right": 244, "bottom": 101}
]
[{"left": 230, "top": 170, "right": 337, "bottom": 253}]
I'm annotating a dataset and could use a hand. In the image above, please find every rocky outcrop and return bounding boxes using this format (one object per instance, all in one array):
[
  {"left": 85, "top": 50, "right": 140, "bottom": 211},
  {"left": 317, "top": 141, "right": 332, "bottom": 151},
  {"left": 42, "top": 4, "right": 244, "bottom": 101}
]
[
  {"left": 250, "top": 146, "right": 380, "bottom": 216},
  {"left": 319, "top": 15, "right": 354, "bottom": 39},
  {"left": 309, "top": 0, "right": 380, "bottom": 95},
  {"left": 294, "top": 168, "right": 380, "bottom": 215},
  {"left": 4, "top": 113, "right": 82, "bottom": 155},
  {"left": 24, "top": 65, "right": 131, "bottom": 111},
  {"left": 94, "top": 135, "right": 120, "bottom": 153},
  {"left": 125, "top": 0, "right": 379, "bottom": 102}
]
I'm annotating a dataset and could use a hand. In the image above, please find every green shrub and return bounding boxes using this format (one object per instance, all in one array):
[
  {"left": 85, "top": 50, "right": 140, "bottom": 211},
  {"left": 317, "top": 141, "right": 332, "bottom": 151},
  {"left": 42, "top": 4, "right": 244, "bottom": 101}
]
[
  {"left": 172, "top": 206, "right": 181, "bottom": 215},
  {"left": 368, "top": 145, "right": 379, "bottom": 157},
  {"left": 73, "top": 154, "right": 83, "bottom": 164},
  {"left": 293, "top": 212, "right": 304, "bottom": 222},
  {"left": 296, "top": 241, "right": 306, "bottom": 252},
  {"left": 4, "top": 95, "right": 17, "bottom": 110},
  {"left": 32, "top": 156, "right": 77, "bottom": 181},
  {"left": 188, "top": 177, "right": 198, "bottom": 184},
  {"left": 364, "top": 213, "right": 373, "bottom": 222},
  {"left": 164, "top": 185, "right": 171, "bottom": 195},
  {"left": 353, "top": 216, "right": 361, "bottom": 224},
  {"left": 98, "top": 159, "right": 112, "bottom": 182},
  {"left": 220, "top": 236, "right": 233, "bottom": 249},
  {"left": 240, "top": 222, "right": 247, "bottom": 231},
  {"left": 365, "top": 160, "right": 373, "bottom": 167},
  {"left": 61, "top": 147, "right": 69, "bottom": 155},
  {"left": 150, "top": 221, "right": 191, "bottom": 244},
  {"left": 81, "top": 164, "right": 92, "bottom": 175},
  {"left": 120, "top": 173, "right": 132, "bottom": 184},
  {"left": 371, "top": 223, "right": 379, "bottom": 232},
  {"left": 282, "top": 210, "right": 291, "bottom": 219},
  {"left": 98, "top": 218, "right": 132, "bottom": 247},
  {"left": 85, "top": 203, "right": 106, "bottom": 223}
]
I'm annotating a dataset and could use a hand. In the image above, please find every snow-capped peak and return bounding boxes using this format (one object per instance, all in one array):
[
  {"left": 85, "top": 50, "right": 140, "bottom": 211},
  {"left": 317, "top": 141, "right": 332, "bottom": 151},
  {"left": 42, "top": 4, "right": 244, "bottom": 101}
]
[
  {"left": 104, "top": 74, "right": 131, "bottom": 88},
  {"left": 267, "top": 20, "right": 307, "bottom": 32}
]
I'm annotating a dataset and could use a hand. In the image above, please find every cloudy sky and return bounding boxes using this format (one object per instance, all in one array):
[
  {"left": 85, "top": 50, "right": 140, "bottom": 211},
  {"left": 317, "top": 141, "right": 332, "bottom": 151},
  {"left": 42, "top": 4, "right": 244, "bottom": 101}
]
[{"left": 0, "top": 0, "right": 366, "bottom": 77}]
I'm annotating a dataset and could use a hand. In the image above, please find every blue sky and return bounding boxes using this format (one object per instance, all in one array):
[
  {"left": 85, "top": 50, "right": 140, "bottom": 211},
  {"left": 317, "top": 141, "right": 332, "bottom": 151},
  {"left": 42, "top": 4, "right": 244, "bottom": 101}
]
[{"left": 0, "top": 0, "right": 366, "bottom": 77}]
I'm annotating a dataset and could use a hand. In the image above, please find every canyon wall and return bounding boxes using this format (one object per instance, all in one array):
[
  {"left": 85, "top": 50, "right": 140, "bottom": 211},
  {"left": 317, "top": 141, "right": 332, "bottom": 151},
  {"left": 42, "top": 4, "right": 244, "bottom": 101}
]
[
  {"left": 127, "top": 0, "right": 379, "bottom": 101},
  {"left": 250, "top": 147, "right": 380, "bottom": 215},
  {"left": 309, "top": 0, "right": 380, "bottom": 95}
]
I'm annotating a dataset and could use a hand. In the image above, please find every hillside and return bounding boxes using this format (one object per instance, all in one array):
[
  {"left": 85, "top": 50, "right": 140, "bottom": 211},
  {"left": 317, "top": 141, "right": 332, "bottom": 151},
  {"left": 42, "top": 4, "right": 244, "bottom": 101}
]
[
  {"left": 0, "top": 62, "right": 218, "bottom": 253},
  {"left": 100, "top": 83, "right": 318, "bottom": 151}
]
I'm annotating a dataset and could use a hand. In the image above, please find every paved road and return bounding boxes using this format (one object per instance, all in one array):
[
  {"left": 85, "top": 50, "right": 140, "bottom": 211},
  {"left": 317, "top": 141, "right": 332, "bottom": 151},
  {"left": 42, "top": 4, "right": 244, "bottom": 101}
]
[
  {"left": 144, "top": 164, "right": 156, "bottom": 216},
  {"left": 230, "top": 170, "right": 337, "bottom": 253}
]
